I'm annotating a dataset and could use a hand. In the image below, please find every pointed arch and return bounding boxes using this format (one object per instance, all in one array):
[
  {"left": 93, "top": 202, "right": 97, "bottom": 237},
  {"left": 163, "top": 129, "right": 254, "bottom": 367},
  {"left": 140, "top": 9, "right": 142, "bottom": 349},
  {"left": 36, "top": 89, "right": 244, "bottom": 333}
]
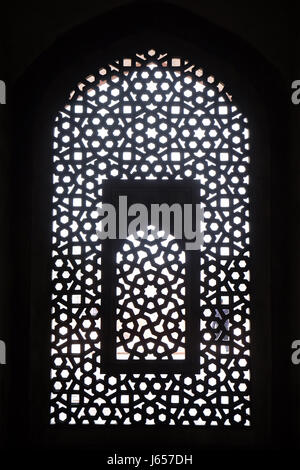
[{"left": 10, "top": 1, "right": 286, "bottom": 450}]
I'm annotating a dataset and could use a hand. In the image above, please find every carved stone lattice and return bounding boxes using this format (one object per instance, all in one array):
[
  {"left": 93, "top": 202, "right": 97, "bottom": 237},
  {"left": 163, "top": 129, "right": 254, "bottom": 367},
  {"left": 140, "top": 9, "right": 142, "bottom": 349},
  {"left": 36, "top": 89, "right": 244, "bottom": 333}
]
[
  {"left": 116, "top": 231, "right": 186, "bottom": 361},
  {"left": 50, "top": 49, "right": 251, "bottom": 426}
]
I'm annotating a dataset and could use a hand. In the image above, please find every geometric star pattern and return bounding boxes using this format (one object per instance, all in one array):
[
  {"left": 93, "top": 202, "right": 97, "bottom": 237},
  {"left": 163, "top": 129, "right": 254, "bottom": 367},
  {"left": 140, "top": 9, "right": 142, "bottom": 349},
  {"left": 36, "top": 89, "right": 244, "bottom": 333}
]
[{"left": 50, "top": 49, "right": 251, "bottom": 426}]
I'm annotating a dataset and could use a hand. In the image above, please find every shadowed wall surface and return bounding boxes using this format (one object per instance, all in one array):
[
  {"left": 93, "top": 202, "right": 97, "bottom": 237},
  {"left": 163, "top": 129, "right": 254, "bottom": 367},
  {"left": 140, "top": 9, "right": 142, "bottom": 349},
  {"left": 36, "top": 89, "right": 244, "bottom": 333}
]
[{"left": 0, "top": 0, "right": 299, "bottom": 455}]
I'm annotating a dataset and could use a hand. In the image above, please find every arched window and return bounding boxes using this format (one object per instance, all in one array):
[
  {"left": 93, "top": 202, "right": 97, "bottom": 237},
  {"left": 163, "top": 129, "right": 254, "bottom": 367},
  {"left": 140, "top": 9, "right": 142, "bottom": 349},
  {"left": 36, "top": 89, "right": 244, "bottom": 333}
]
[
  {"left": 11, "top": 4, "right": 281, "bottom": 451},
  {"left": 50, "top": 49, "right": 251, "bottom": 426}
]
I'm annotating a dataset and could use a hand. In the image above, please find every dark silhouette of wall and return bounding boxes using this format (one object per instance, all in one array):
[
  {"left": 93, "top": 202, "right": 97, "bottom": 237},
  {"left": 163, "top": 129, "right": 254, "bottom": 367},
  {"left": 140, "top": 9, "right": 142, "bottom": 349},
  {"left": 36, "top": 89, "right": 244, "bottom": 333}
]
[{"left": 0, "top": 0, "right": 299, "bottom": 456}]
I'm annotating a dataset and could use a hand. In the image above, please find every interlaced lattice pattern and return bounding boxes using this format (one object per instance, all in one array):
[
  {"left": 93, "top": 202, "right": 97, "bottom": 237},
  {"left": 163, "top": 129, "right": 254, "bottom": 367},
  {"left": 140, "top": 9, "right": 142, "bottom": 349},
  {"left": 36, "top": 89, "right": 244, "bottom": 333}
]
[
  {"left": 50, "top": 49, "right": 251, "bottom": 426},
  {"left": 116, "top": 231, "right": 186, "bottom": 361}
]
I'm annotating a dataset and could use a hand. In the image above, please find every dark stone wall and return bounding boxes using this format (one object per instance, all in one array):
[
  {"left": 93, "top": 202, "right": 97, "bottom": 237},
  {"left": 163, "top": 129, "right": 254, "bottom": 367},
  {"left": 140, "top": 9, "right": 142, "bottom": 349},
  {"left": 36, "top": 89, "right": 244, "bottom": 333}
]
[{"left": 0, "top": 0, "right": 299, "bottom": 454}]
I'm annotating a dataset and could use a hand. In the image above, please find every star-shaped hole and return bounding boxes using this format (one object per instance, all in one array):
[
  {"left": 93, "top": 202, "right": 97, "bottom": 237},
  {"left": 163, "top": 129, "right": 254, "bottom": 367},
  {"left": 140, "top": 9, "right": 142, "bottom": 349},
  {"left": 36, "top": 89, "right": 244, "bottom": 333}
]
[{"left": 145, "top": 284, "right": 157, "bottom": 298}]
